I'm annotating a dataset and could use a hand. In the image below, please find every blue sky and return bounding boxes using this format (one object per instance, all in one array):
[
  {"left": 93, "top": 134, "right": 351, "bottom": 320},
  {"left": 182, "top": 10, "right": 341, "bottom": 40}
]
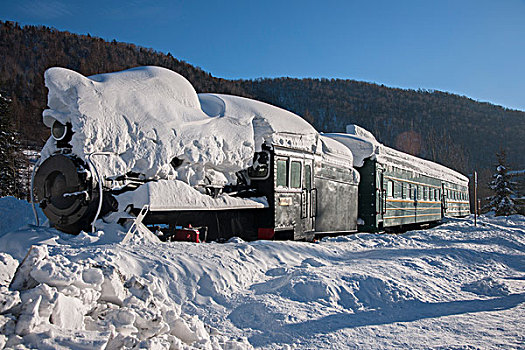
[{"left": 1, "top": 0, "right": 525, "bottom": 111}]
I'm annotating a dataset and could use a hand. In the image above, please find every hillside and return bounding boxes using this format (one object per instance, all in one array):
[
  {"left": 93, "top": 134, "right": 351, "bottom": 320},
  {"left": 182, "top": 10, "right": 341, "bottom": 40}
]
[{"left": 1, "top": 21, "right": 524, "bottom": 185}]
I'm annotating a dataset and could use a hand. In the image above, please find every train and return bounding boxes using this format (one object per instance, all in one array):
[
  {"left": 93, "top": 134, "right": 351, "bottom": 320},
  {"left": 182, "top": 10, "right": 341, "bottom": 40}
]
[{"left": 31, "top": 66, "right": 470, "bottom": 241}]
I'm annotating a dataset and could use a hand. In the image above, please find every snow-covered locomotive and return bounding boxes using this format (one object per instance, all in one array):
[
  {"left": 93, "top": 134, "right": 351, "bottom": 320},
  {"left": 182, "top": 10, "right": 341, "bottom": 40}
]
[{"left": 32, "top": 66, "right": 469, "bottom": 241}]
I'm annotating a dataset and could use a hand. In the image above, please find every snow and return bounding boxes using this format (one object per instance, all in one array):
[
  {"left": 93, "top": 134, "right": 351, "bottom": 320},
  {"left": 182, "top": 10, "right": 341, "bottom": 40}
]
[
  {"left": 326, "top": 125, "right": 469, "bottom": 185},
  {"left": 40, "top": 67, "right": 320, "bottom": 188},
  {"left": 318, "top": 135, "right": 355, "bottom": 169},
  {"left": 1, "top": 198, "right": 524, "bottom": 349},
  {"left": 0, "top": 197, "right": 46, "bottom": 236},
  {"left": 114, "top": 179, "right": 268, "bottom": 212}
]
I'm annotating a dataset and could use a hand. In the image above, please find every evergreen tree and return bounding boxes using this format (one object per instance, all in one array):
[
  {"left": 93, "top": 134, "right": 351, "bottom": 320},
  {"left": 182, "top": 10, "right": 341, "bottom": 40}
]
[
  {"left": 485, "top": 150, "right": 517, "bottom": 216},
  {"left": 0, "top": 92, "right": 24, "bottom": 197}
]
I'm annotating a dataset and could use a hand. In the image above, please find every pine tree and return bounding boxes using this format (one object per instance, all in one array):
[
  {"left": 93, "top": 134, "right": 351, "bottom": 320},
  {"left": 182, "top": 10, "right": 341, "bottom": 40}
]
[
  {"left": 0, "top": 92, "right": 24, "bottom": 197},
  {"left": 485, "top": 150, "right": 517, "bottom": 216}
]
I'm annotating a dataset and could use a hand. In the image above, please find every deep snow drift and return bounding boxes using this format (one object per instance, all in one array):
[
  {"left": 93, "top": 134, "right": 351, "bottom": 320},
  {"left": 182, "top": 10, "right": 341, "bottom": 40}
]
[{"left": 0, "top": 198, "right": 524, "bottom": 349}]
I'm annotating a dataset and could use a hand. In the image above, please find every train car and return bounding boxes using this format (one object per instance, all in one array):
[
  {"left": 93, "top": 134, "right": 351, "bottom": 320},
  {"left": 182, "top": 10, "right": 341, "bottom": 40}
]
[
  {"left": 130, "top": 112, "right": 360, "bottom": 242},
  {"left": 32, "top": 67, "right": 359, "bottom": 241},
  {"left": 327, "top": 126, "right": 470, "bottom": 232}
]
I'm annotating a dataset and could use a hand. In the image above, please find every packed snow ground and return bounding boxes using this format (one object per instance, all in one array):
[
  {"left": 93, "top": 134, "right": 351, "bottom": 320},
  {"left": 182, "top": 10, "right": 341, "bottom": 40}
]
[{"left": 0, "top": 196, "right": 524, "bottom": 349}]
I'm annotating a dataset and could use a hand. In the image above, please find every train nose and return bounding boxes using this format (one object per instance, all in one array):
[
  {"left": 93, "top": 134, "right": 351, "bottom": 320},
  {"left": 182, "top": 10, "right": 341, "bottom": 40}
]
[{"left": 34, "top": 154, "right": 95, "bottom": 233}]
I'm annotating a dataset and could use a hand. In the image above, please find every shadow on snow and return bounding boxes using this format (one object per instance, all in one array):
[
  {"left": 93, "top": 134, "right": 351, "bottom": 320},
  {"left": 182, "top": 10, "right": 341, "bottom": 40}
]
[{"left": 230, "top": 293, "right": 525, "bottom": 347}]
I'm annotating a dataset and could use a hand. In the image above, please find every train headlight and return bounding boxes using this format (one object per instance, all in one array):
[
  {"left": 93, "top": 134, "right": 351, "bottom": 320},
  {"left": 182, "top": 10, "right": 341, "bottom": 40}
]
[{"left": 51, "top": 120, "right": 68, "bottom": 141}]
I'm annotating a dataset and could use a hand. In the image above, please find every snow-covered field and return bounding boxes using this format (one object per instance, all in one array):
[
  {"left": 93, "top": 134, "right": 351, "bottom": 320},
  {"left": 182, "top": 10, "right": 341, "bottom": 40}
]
[{"left": 0, "top": 196, "right": 524, "bottom": 349}]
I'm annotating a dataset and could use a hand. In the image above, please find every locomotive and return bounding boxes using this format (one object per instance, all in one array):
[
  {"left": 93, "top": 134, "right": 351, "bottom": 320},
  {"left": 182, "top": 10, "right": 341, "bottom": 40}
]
[{"left": 32, "top": 66, "right": 469, "bottom": 241}]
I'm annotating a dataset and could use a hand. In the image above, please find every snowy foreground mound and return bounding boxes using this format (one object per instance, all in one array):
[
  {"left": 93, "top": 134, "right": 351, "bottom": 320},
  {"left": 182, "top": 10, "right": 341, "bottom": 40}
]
[{"left": 1, "top": 199, "right": 524, "bottom": 349}]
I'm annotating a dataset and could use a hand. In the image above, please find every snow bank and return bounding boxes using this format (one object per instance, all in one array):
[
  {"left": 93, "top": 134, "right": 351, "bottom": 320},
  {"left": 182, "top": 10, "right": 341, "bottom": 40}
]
[
  {"left": 1, "top": 198, "right": 524, "bottom": 349},
  {"left": 0, "top": 223, "right": 252, "bottom": 348},
  {"left": 40, "top": 67, "right": 320, "bottom": 187},
  {"left": 326, "top": 125, "right": 468, "bottom": 185}
]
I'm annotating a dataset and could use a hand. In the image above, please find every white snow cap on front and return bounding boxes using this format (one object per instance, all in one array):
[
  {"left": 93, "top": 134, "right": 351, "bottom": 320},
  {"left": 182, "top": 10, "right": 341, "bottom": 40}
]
[
  {"left": 40, "top": 66, "right": 324, "bottom": 186},
  {"left": 327, "top": 124, "right": 468, "bottom": 185}
]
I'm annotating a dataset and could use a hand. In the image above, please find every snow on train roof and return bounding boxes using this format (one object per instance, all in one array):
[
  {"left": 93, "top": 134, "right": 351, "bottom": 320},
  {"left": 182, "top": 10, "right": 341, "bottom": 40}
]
[
  {"left": 199, "top": 94, "right": 353, "bottom": 168},
  {"left": 326, "top": 125, "right": 469, "bottom": 185},
  {"left": 39, "top": 66, "right": 321, "bottom": 187},
  {"left": 199, "top": 93, "right": 318, "bottom": 149}
]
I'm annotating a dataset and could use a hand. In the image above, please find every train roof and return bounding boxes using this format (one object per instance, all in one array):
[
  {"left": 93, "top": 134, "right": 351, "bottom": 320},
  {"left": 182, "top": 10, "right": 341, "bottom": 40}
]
[
  {"left": 326, "top": 125, "right": 469, "bottom": 186},
  {"left": 198, "top": 93, "right": 319, "bottom": 152}
]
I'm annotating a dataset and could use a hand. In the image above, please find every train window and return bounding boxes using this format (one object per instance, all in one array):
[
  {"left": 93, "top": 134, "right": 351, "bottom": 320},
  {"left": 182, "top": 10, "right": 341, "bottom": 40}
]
[
  {"left": 247, "top": 151, "right": 269, "bottom": 178},
  {"left": 423, "top": 187, "right": 427, "bottom": 200},
  {"left": 408, "top": 184, "right": 413, "bottom": 199},
  {"left": 290, "top": 161, "right": 302, "bottom": 188},
  {"left": 401, "top": 183, "right": 406, "bottom": 199},
  {"left": 387, "top": 181, "right": 394, "bottom": 197},
  {"left": 304, "top": 164, "right": 312, "bottom": 191},
  {"left": 276, "top": 159, "right": 288, "bottom": 187}
]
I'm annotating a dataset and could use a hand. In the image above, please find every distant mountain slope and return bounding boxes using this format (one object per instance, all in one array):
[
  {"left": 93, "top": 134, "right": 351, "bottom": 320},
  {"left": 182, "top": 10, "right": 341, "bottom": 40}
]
[
  {"left": 1, "top": 20, "right": 523, "bottom": 178},
  {"left": 239, "top": 78, "right": 525, "bottom": 174}
]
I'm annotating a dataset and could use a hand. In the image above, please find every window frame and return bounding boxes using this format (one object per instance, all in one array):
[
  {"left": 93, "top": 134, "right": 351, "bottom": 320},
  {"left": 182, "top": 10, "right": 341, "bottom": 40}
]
[
  {"left": 290, "top": 160, "right": 302, "bottom": 189},
  {"left": 276, "top": 158, "right": 288, "bottom": 188}
]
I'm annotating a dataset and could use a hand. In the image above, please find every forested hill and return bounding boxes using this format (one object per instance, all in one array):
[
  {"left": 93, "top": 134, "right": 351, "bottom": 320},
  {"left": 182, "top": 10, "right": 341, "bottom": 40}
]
[{"left": 1, "top": 21, "right": 524, "bottom": 178}]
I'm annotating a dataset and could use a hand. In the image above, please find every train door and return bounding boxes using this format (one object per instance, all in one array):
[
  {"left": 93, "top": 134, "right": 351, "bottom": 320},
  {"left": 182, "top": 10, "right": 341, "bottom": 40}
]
[
  {"left": 377, "top": 167, "right": 385, "bottom": 229},
  {"left": 301, "top": 158, "right": 315, "bottom": 233},
  {"left": 441, "top": 183, "right": 447, "bottom": 217},
  {"left": 413, "top": 186, "right": 418, "bottom": 223}
]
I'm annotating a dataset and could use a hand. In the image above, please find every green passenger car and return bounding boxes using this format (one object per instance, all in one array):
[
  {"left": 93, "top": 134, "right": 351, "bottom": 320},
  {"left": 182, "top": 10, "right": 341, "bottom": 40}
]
[
  {"left": 356, "top": 158, "right": 469, "bottom": 232},
  {"left": 327, "top": 126, "right": 470, "bottom": 233}
]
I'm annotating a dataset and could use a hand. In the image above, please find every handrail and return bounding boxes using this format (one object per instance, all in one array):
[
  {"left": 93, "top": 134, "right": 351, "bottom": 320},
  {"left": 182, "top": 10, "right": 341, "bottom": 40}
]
[
  {"left": 30, "top": 161, "right": 40, "bottom": 226},
  {"left": 86, "top": 152, "right": 115, "bottom": 232}
]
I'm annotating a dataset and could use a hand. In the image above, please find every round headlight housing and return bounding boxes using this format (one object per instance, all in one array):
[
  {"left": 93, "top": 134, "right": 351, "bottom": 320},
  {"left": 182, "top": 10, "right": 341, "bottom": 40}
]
[{"left": 51, "top": 120, "right": 68, "bottom": 141}]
